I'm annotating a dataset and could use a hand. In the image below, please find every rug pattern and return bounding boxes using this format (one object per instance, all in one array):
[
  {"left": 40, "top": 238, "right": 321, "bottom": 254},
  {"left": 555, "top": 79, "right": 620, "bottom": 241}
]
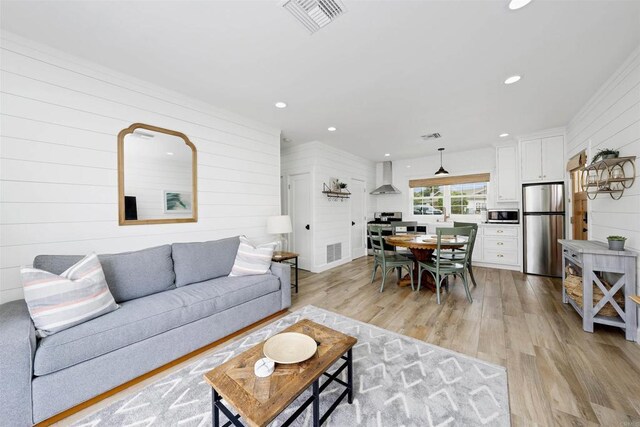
[{"left": 73, "top": 305, "right": 510, "bottom": 426}]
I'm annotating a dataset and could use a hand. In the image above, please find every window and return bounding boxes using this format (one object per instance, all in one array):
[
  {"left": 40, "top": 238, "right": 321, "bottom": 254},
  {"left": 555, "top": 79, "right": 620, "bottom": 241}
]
[
  {"left": 450, "top": 182, "right": 488, "bottom": 215},
  {"left": 412, "top": 181, "right": 488, "bottom": 216},
  {"left": 412, "top": 185, "right": 444, "bottom": 215}
]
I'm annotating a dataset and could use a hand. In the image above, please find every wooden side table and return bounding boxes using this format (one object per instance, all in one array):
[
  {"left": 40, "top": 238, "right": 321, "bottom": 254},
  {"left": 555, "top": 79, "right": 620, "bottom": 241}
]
[{"left": 272, "top": 251, "right": 299, "bottom": 293}]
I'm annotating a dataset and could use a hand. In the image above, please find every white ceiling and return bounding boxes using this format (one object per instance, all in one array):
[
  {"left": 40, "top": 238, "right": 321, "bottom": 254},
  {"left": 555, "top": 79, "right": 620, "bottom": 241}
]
[{"left": 2, "top": 0, "right": 639, "bottom": 161}]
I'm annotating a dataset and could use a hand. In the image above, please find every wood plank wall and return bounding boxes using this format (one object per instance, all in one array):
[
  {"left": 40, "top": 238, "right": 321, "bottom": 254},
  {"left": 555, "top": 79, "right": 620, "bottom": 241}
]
[
  {"left": 0, "top": 33, "right": 282, "bottom": 303},
  {"left": 281, "top": 141, "right": 376, "bottom": 272},
  {"left": 566, "top": 46, "right": 640, "bottom": 340}
]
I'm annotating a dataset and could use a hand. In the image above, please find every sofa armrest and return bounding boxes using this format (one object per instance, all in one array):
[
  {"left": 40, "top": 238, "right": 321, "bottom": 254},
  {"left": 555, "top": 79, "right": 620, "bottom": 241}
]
[
  {"left": 0, "top": 300, "right": 36, "bottom": 426},
  {"left": 270, "top": 262, "right": 291, "bottom": 310}
]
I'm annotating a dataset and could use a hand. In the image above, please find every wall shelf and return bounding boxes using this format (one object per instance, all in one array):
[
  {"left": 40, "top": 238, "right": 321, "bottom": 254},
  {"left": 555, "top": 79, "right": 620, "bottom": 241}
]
[
  {"left": 580, "top": 156, "right": 636, "bottom": 200},
  {"left": 322, "top": 183, "right": 350, "bottom": 201}
]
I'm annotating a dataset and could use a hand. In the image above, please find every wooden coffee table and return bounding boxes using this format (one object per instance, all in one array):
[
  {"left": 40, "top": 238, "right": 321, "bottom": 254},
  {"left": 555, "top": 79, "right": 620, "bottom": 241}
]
[{"left": 203, "top": 319, "right": 357, "bottom": 427}]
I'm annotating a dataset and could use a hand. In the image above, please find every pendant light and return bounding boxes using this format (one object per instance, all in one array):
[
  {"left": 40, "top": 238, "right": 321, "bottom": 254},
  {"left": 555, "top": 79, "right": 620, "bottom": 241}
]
[{"left": 435, "top": 147, "right": 449, "bottom": 176}]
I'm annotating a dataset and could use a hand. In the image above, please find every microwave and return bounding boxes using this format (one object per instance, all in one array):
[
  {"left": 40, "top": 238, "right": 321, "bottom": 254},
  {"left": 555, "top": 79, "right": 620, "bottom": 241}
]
[{"left": 486, "top": 209, "right": 519, "bottom": 224}]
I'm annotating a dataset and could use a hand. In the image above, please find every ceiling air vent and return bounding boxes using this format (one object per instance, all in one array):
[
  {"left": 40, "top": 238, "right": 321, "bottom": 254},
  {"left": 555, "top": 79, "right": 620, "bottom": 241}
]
[
  {"left": 421, "top": 133, "right": 442, "bottom": 140},
  {"left": 282, "top": 0, "right": 346, "bottom": 33}
]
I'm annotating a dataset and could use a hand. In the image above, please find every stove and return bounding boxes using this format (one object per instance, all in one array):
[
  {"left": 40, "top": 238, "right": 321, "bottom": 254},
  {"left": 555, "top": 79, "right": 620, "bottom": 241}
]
[{"left": 372, "top": 211, "right": 403, "bottom": 223}]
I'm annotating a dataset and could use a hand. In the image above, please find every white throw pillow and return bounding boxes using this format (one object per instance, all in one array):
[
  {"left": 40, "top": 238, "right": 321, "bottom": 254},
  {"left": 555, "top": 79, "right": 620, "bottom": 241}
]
[
  {"left": 21, "top": 253, "right": 119, "bottom": 337},
  {"left": 229, "top": 236, "right": 276, "bottom": 277}
]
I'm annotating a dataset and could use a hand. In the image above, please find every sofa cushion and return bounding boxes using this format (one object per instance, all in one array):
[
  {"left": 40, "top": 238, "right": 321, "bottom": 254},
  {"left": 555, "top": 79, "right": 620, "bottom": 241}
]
[
  {"left": 172, "top": 237, "right": 240, "bottom": 287},
  {"left": 229, "top": 236, "right": 276, "bottom": 277},
  {"left": 33, "top": 245, "right": 176, "bottom": 303},
  {"left": 173, "top": 274, "right": 281, "bottom": 313},
  {"left": 33, "top": 273, "right": 281, "bottom": 376},
  {"left": 22, "top": 253, "right": 118, "bottom": 337}
]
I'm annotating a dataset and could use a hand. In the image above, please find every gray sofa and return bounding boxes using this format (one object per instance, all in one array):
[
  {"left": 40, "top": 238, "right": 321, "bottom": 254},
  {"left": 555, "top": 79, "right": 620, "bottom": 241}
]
[{"left": 0, "top": 236, "right": 291, "bottom": 426}]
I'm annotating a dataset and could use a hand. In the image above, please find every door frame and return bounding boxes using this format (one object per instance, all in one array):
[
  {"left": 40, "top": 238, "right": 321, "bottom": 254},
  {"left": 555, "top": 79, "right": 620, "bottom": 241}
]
[{"left": 567, "top": 150, "right": 588, "bottom": 240}]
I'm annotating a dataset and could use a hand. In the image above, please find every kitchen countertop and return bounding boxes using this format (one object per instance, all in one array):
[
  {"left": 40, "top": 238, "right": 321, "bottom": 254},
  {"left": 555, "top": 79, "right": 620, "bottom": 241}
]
[{"left": 558, "top": 239, "right": 638, "bottom": 257}]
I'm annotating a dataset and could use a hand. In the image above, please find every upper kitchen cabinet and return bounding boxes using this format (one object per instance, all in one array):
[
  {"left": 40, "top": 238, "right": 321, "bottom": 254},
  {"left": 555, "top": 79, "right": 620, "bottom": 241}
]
[
  {"left": 520, "top": 135, "right": 565, "bottom": 182},
  {"left": 496, "top": 144, "right": 518, "bottom": 202}
]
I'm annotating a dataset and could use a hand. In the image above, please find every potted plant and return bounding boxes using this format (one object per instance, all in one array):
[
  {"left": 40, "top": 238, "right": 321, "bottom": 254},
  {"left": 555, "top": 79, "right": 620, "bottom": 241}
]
[
  {"left": 338, "top": 182, "right": 348, "bottom": 191},
  {"left": 591, "top": 148, "right": 619, "bottom": 164},
  {"left": 607, "top": 235, "right": 627, "bottom": 251}
]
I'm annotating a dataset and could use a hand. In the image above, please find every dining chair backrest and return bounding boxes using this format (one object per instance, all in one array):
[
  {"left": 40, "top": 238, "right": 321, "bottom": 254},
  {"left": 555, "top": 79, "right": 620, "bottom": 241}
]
[
  {"left": 453, "top": 221, "right": 479, "bottom": 254},
  {"left": 368, "top": 226, "right": 386, "bottom": 259},
  {"left": 435, "top": 227, "right": 476, "bottom": 268}
]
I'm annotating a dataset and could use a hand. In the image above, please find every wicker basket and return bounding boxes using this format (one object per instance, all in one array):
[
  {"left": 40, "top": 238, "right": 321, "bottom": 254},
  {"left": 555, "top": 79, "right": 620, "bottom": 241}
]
[{"left": 564, "top": 272, "right": 625, "bottom": 317}]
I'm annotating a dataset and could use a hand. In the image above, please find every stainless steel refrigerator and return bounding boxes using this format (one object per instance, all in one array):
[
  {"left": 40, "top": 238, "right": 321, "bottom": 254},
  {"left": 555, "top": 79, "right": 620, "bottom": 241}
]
[{"left": 523, "top": 183, "right": 565, "bottom": 277}]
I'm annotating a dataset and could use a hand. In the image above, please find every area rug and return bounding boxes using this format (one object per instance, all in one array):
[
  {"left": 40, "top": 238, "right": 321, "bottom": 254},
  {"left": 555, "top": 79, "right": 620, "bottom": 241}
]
[{"left": 73, "top": 305, "right": 510, "bottom": 426}]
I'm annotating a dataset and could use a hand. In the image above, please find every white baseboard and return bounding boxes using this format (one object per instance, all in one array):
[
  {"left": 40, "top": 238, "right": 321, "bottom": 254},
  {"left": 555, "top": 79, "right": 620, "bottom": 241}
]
[
  {"left": 310, "top": 257, "right": 352, "bottom": 274},
  {"left": 474, "top": 262, "right": 521, "bottom": 272}
]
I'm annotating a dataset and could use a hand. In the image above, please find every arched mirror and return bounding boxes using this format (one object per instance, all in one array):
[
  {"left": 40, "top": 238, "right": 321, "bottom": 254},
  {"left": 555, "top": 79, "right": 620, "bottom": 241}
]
[{"left": 118, "top": 123, "right": 197, "bottom": 225}]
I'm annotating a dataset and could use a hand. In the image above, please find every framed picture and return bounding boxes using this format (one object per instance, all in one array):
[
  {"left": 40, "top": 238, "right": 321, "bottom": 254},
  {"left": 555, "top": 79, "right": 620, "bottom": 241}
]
[{"left": 163, "top": 191, "right": 192, "bottom": 214}]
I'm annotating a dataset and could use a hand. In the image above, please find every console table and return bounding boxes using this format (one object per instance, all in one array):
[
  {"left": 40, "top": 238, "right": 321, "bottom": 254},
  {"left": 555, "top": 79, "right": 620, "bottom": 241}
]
[{"left": 559, "top": 240, "right": 637, "bottom": 341}]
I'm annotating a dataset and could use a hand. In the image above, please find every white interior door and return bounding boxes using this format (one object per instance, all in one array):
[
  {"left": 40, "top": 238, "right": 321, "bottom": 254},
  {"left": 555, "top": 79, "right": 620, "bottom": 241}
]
[
  {"left": 350, "top": 178, "right": 366, "bottom": 259},
  {"left": 289, "top": 173, "right": 312, "bottom": 270}
]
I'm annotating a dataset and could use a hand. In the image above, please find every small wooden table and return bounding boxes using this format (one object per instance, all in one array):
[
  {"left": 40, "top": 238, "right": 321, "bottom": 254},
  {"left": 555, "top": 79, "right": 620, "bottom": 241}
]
[
  {"left": 385, "top": 234, "right": 467, "bottom": 290},
  {"left": 272, "top": 251, "right": 299, "bottom": 293},
  {"left": 203, "top": 319, "right": 357, "bottom": 427}
]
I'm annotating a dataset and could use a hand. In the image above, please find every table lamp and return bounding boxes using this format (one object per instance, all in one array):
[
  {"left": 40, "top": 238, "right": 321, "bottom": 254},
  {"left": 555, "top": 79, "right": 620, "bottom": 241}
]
[{"left": 266, "top": 215, "right": 292, "bottom": 252}]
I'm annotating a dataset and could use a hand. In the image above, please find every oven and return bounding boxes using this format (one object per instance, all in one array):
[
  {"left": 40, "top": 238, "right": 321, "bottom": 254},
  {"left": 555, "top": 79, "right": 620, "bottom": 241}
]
[
  {"left": 367, "top": 212, "right": 403, "bottom": 254},
  {"left": 486, "top": 209, "right": 520, "bottom": 224}
]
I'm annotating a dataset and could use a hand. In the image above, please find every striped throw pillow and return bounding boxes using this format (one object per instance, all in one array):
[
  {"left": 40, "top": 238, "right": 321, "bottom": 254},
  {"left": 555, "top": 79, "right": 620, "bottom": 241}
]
[
  {"left": 21, "top": 253, "right": 119, "bottom": 337},
  {"left": 229, "top": 236, "right": 276, "bottom": 277}
]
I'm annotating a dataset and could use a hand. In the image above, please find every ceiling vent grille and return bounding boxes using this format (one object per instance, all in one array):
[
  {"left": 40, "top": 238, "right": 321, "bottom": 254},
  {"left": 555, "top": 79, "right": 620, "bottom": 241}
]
[
  {"left": 421, "top": 133, "right": 442, "bottom": 140},
  {"left": 282, "top": 0, "right": 346, "bottom": 33}
]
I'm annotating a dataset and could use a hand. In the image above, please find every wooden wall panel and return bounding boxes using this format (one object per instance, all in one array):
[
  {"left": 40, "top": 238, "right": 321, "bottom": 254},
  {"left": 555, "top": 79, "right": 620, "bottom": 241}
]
[{"left": 0, "top": 33, "right": 281, "bottom": 302}]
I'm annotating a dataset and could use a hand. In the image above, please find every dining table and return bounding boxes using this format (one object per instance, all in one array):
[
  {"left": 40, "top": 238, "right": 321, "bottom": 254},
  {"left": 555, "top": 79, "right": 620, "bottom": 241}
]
[{"left": 384, "top": 233, "right": 468, "bottom": 291}]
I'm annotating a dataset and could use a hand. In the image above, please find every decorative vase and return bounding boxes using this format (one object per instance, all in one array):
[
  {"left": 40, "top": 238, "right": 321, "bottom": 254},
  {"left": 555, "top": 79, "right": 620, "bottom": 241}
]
[{"left": 608, "top": 239, "right": 625, "bottom": 251}]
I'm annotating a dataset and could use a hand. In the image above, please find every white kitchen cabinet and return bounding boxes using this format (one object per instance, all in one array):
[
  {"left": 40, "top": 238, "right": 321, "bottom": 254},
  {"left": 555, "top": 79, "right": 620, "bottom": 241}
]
[
  {"left": 477, "top": 224, "right": 521, "bottom": 269},
  {"left": 495, "top": 145, "right": 518, "bottom": 202},
  {"left": 541, "top": 136, "right": 565, "bottom": 181},
  {"left": 520, "top": 135, "right": 564, "bottom": 182},
  {"left": 520, "top": 135, "right": 565, "bottom": 182},
  {"left": 472, "top": 233, "right": 483, "bottom": 262},
  {"left": 521, "top": 139, "right": 543, "bottom": 181}
]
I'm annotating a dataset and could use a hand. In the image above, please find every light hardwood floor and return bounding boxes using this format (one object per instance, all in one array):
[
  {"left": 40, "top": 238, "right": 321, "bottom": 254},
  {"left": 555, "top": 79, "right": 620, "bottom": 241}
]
[
  {"left": 56, "top": 257, "right": 640, "bottom": 426},
  {"left": 290, "top": 256, "right": 640, "bottom": 427}
]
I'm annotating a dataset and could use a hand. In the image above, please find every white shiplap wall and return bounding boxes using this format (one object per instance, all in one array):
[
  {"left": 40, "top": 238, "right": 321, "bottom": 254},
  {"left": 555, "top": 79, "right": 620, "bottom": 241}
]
[
  {"left": 281, "top": 141, "right": 376, "bottom": 272},
  {"left": 0, "top": 32, "right": 282, "bottom": 303},
  {"left": 566, "top": 45, "right": 640, "bottom": 341}
]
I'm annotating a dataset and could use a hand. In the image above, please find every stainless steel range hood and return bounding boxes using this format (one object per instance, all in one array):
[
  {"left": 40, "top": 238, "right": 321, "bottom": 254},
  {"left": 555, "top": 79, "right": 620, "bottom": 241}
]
[{"left": 370, "top": 161, "right": 401, "bottom": 195}]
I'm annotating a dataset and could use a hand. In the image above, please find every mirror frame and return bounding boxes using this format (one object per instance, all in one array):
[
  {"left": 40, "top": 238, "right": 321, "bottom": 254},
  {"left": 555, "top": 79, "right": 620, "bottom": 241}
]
[{"left": 117, "top": 123, "right": 198, "bottom": 225}]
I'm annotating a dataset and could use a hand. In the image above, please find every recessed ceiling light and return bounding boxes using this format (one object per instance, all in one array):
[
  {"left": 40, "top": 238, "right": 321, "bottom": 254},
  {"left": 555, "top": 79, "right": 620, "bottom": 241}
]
[
  {"left": 509, "top": 0, "right": 532, "bottom": 10},
  {"left": 166, "top": 152, "right": 174, "bottom": 156},
  {"left": 384, "top": 153, "right": 390, "bottom": 157},
  {"left": 275, "top": 101, "right": 287, "bottom": 109},
  {"left": 504, "top": 75, "right": 521, "bottom": 85},
  {"left": 327, "top": 126, "right": 337, "bottom": 132},
  {"left": 406, "top": 165, "right": 411, "bottom": 168},
  {"left": 499, "top": 133, "right": 510, "bottom": 138}
]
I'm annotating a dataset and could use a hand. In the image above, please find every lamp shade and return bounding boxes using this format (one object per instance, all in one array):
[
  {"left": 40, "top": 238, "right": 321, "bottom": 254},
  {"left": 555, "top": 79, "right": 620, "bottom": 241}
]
[{"left": 266, "top": 215, "right": 292, "bottom": 234}]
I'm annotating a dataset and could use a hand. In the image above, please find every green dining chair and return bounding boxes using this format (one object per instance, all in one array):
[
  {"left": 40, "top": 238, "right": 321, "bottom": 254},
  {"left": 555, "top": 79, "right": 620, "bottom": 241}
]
[
  {"left": 438, "top": 221, "right": 478, "bottom": 287},
  {"left": 369, "top": 226, "right": 414, "bottom": 292},
  {"left": 417, "top": 227, "right": 476, "bottom": 304}
]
